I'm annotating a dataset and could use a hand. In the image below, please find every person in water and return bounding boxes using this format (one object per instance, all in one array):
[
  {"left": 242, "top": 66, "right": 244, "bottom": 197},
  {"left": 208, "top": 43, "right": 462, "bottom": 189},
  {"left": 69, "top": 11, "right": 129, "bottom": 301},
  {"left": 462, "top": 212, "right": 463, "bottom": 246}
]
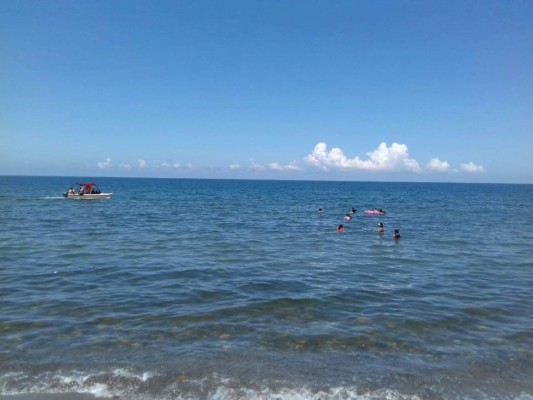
[
  {"left": 393, "top": 229, "right": 401, "bottom": 239},
  {"left": 378, "top": 222, "right": 384, "bottom": 233},
  {"left": 350, "top": 207, "right": 356, "bottom": 214},
  {"left": 343, "top": 214, "right": 352, "bottom": 221},
  {"left": 337, "top": 224, "right": 344, "bottom": 232},
  {"left": 318, "top": 208, "right": 324, "bottom": 213}
]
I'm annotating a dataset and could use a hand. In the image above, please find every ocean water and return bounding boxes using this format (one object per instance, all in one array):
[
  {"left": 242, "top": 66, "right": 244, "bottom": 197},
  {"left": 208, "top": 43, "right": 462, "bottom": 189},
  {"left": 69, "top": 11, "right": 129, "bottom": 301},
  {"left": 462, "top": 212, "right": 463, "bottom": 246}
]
[{"left": 1, "top": 176, "right": 532, "bottom": 400}]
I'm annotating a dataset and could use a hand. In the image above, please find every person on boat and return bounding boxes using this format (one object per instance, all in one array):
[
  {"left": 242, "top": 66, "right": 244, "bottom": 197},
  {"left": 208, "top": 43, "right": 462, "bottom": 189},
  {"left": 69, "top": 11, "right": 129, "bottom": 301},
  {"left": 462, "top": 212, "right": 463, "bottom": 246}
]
[
  {"left": 337, "top": 224, "right": 344, "bottom": 232},
  {"left": 378, "top": 222, "right": 384, "bottom": 233},
  {"left": 343, "top": 214, "right": 352, "bottom": 221},
  {"left": 68, "top": 187, "right": 75, "bottom": 195},
  {"left": 78, "top": 187, "right": 84, "bottom": 195},
  {"left": 393, "top": 229, "right": 401, "bottom": 239}
]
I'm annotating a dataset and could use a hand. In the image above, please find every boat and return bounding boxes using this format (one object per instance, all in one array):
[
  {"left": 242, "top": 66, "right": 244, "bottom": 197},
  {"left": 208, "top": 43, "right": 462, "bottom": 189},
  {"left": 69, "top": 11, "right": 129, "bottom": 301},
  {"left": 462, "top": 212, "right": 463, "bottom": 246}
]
[
  {"left": 363, "top": 209, "right": 386, "bottom": 215},
  {"left": 63, "top": 182, "right": 112, "bottom": 199}
]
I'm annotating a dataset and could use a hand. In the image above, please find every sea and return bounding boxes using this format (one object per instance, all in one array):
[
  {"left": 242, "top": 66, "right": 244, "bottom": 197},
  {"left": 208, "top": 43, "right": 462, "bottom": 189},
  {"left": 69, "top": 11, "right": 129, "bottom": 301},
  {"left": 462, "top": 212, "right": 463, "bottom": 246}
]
[{"left": 1, "top": 176, "right": 532, "bottom": 400}]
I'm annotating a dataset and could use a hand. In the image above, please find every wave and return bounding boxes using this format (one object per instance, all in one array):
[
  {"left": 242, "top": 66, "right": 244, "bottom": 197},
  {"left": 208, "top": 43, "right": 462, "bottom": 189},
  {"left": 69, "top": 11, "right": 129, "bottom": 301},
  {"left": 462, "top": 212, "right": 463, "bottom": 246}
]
[{"left": 2, "top": 368, "right": 532, "bottom": 400}]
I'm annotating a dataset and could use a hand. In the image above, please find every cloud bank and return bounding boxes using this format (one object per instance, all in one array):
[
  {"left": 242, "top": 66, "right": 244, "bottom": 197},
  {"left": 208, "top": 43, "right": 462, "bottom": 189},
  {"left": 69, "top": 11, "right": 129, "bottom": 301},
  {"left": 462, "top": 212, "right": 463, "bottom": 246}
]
[
  {"left": 426, "top": 158, "right": 450, "bottom": 172},
  {"left": 304, "top": 142, "right": 421, "bottom": 172},
  {"left": 304, "top": 142, "right": 485, "bottom": 174},
  {"left": 95, "top": 143, "right": 484, "bottom": 177},
  {"left": 97, "top": 157, "right": 112, "bottom": 169},
  {"left": 229, "top": 161, "right": 301, "bottom": 172},
  {"left": 460, "top": 162, "right": 485, "bottom": 173},
  {"left": 269, "top": 161, "right": 301, "bottom": 171}
]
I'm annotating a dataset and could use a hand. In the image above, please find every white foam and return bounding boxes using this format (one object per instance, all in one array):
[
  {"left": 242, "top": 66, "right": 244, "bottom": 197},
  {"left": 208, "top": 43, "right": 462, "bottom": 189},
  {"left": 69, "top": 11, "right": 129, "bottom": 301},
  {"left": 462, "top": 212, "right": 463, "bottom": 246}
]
[
  {"left": 109, "top": 367, "right": 156, "bottom": 382},
  {"left": 80, "top": 382, "right": 113, "bottom": 398},
  {"left": 2, "top": 370, "right": 532, "bottom": 400},
  {"left": 206, "top": 385, "right": 422, "bottom": 400},
  {"left": 206, "top": 386, "right": 533, "bottom": 400}
]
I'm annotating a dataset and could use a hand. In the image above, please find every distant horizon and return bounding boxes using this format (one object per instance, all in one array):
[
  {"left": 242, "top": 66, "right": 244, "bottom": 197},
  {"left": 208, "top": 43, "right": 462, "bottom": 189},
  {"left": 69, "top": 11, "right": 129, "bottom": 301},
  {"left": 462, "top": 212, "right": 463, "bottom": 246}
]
[{"left": 2, "top": 173, "right": 531, "bottom": 186}]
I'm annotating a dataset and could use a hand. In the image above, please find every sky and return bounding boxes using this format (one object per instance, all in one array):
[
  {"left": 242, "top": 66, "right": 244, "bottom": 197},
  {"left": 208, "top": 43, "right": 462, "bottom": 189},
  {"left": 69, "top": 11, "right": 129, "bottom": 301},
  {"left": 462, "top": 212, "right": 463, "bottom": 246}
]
[{"left": 1, "top": 0, "right": 532, "bottom": 183}]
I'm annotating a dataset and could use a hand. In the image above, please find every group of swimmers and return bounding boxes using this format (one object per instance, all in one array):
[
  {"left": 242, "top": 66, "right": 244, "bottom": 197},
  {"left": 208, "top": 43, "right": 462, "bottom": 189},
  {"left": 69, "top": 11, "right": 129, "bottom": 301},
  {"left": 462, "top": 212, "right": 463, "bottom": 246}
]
[{"left": 319, "top": 207, "right": 400, "bottom": 239}]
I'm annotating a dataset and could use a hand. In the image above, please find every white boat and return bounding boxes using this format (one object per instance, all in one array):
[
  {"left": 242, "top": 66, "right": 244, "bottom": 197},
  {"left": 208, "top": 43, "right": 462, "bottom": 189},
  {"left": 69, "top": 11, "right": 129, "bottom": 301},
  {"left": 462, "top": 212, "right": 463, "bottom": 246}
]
[{"left": 63, "top": 182, "right": 112, "bottom": 199}]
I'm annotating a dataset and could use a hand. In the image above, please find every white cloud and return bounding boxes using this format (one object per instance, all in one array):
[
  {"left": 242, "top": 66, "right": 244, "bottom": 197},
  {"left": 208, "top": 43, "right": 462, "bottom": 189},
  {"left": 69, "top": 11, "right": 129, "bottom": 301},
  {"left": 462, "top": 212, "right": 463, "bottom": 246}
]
[
  {"left": 250, "top": 162, "right": 266, "bottom": 171},
  {"left": 269, "top": 161, "right": 302, "bottom": 171},
  {"left": 229, "top": 164, "right": 241, "bottom": 170},
  {"left": 460, "top": 162, "right": 485, "bottom": 173},
  {"left": 119, "top": 163, "right": 132, "bottom": 170},
  {"left": 426, "top": 158, "right": 450, "bottom": 172},
  {"left": 158, "top": 162, "right": 182, "bottom": 170},
  {"left": 97, "top": 157, "right": 112, "bottom": 169},
  {"left": 138, "top": 159, "right": 147, "bottom": 169},
  {"left": 304, "top": 142, "right": 421, "bottom": 172}
]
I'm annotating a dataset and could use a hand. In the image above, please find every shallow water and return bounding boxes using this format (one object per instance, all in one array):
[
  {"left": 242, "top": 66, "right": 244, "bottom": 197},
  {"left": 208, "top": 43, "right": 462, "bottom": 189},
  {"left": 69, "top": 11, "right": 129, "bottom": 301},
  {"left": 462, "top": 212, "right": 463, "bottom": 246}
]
[{"left": 1, "top": 176, "right": 532, "bottom": 399}]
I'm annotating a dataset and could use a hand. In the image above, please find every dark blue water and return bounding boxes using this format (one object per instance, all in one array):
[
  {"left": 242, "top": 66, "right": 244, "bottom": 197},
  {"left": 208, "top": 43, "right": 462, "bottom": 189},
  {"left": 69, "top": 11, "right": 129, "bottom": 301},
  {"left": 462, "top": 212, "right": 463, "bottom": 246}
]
[{"left": 1, "top": 176, "right": 532, "bottom": 399}]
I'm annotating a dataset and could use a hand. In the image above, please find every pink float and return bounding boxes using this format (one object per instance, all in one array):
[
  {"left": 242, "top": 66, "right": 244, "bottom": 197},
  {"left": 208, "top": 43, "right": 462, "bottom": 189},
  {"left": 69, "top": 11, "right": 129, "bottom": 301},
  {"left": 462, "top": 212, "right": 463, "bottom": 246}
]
[{"left": 363, "top": 210, "right": 386, "bottom": 215}]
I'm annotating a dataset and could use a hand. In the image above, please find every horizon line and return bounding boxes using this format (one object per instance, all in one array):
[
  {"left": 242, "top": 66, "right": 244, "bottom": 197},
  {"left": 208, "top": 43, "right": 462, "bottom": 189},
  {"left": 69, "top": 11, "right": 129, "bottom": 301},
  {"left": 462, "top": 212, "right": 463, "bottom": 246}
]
[{"left": 1, "top": 174, "right": 531, "bottom": 186}]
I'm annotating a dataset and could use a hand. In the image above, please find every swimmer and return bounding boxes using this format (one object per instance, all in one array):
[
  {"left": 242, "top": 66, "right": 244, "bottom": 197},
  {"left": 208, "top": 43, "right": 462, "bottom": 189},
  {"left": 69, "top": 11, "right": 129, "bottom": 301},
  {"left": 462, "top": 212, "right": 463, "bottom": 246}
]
[
  {"left": 337, "top": 224, "right": 344, "bottom": 232},
  {"left": 378, "top": 222, "right": 384, "bottom": 233},
  {"left": 393, "top": 229, "right": 401, "bottom": 239},
  {"left": 350, "top": 207, "right": 357, "bottom": 214},
  {"left": 343, "top": 214, "right": 352, "bottom": 221},
  {"left": 318, "top": 207, "right": 324, "bottom": 213}
]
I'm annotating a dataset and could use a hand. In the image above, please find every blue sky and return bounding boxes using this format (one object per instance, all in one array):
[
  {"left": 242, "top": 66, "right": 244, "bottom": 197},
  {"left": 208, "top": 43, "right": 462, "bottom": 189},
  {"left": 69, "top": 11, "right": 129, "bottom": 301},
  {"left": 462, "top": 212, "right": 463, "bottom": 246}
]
[{"left": 1, "top": 0, "right": 532, "bottom": 183}]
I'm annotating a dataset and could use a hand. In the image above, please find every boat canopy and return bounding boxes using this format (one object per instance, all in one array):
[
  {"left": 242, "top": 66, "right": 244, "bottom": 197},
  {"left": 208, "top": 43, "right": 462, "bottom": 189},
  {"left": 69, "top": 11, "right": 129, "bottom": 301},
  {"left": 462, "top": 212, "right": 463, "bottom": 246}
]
[{"left": 76, "top": 182, "right": 97, "bottom": 187}]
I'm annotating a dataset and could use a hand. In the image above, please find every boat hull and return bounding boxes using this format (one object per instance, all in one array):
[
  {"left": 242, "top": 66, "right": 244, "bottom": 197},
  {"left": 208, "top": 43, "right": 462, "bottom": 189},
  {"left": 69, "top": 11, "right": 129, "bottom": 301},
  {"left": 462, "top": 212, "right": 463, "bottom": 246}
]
[{"left": 64, "top": 193, "right": 112, "bottom": 199}]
